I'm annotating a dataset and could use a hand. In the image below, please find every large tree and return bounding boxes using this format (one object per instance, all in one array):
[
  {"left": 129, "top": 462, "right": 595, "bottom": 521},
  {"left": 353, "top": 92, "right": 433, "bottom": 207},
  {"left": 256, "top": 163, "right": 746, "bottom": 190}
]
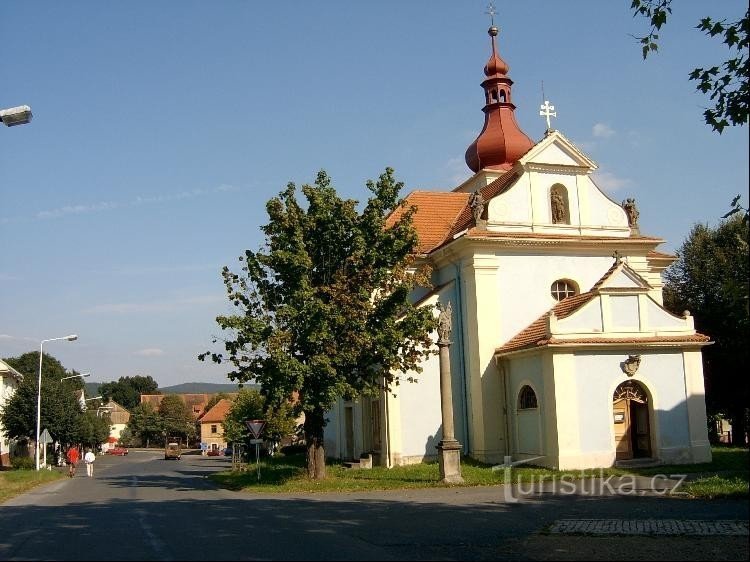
[
  {"left": 202, "top": 169, "right": 436, "bottom": 479},
  {"left": 158, "top": 395, "right": 196, "bottom": 443},
  {"left": 223, "top": 388, "right": 298, "bottom": 454},
  {"left": 0, "top": 352, "right": 86, "bottom": 448},
  {"left": 126, "top": 403, "right": 163, "bottom": 448},
  {"left": 631, "top": 1, "right": 749, "bottom": 132},
  {"left": 99, "top": 375, "right": 160, "bottom": 410},
  {"left": 663, "top": 214, "right": 749, "bottom": 444}
]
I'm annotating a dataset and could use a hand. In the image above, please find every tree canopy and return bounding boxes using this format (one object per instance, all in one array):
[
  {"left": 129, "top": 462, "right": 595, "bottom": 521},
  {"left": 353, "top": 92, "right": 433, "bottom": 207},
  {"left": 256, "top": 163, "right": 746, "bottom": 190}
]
[
  {"left": 158, "top": 395, "right": 196, "bottom": 442},
  {"left": 1, "top": 352, "right": 87, "bottom": 448},
  {"left": 99, "top": 375, "right": 160, "bottom": 410},
  {"left": 202, "top": 168, "right": 436, "bottom": 478},
  {"left": 631, "top": 1, "right": 749, "bottom": 132},
  {"left": 663, "top": 214, "right": 749, "bottom": 444}
]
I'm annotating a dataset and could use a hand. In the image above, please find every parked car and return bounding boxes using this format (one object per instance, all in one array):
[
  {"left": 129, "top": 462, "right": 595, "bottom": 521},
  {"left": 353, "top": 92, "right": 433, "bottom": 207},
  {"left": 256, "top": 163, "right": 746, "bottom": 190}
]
[
  {"left": 206, "top": 448, "right": 222, "bottom": 456},
  {"left": 164, "top": 441, "right": 181, "bottom": 460},
  {"left": 106, "top": 446, "right": 128, "bottom": 456}
]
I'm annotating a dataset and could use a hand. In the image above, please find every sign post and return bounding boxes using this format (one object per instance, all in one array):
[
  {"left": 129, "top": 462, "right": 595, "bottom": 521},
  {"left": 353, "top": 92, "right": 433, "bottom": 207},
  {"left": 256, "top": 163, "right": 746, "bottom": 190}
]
[
  {"left": 39, "top": 428, "right": 53, "bottom": 469},
  {"left": 245, "top": 419, "right": 266, "bottom": 481}
]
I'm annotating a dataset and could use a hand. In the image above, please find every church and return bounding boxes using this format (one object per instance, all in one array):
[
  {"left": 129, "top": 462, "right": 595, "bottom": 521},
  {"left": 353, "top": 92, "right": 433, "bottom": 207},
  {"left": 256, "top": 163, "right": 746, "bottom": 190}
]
[{"left": 323, "top": 22, "right": 712, "bottom": 470}]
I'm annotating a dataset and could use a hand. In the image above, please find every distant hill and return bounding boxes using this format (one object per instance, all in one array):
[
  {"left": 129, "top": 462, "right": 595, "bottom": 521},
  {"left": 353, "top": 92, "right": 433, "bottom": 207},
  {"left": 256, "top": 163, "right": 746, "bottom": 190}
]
[
  {"left": 158, "top": 382, "right": 257, "bottom": 394},
  {"left": 84, "top": 382, "right": 102, "bottom": 397}
]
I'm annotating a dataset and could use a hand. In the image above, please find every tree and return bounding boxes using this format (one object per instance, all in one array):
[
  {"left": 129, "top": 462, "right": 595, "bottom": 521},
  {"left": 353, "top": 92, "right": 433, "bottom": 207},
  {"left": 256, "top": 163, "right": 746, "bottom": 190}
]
[
  {"left": 223, "top": 388, "right": 298, "bottom": 454},
  {"left": 663, "top": 214, "right": 749, "bottom": 444},
  {"left": 99, "top": 375, "right": 160, "bottom": 411},
  {"left": 201, "top": 169, "right": 436, "bottom": 478},
  {"left": 126, "top": 403, "right": 163, "bottom": 448},
  {"left": 0, "top": 352, "right": 85, "bottom": 448},
  {"left": 158, "top": 395, "right": 196, "bottom": 442},
  {"left": 631, "top": 1, "right": 749, "bottom": 132},
  {"left": 76, "top": 411, "right": 110, "bottom": 449}
]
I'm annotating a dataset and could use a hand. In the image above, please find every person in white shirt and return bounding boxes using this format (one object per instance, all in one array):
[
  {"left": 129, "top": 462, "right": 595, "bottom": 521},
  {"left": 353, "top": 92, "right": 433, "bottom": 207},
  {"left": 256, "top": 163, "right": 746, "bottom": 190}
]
[{"left": 83, "top": 449, "right": 96, "bottom": 477}]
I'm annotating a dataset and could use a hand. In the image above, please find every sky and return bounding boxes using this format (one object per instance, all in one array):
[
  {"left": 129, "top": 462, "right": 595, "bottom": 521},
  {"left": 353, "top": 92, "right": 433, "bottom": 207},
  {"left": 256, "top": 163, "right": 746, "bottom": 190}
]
[{"left": 1, "top": 1, "right": 747, "bottom": 388}]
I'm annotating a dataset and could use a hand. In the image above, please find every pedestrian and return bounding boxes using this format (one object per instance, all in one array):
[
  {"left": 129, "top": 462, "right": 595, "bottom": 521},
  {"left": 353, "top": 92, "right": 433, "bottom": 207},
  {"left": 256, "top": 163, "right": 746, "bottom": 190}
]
[
  {"left": 66, "top": 445, "right": 79, "bottom": 478},
  {"left": 84, "top": 448, "right": 96, "bottom": 477}
]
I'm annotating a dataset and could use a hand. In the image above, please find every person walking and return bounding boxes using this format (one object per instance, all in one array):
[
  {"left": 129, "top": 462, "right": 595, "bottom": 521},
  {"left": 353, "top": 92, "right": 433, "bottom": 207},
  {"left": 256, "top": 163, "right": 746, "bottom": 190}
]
[
  {"left": 83, "top": 448, "right": 96, "bottom": 477},
  {"left": 66, "top": 445, "right": 79, "bottom": 478}
]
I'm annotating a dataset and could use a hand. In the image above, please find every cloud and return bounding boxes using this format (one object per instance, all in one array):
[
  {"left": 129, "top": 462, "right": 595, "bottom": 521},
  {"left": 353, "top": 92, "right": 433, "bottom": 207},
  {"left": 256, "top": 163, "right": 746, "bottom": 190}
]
[
  {"left": 592, "top": 123, "right": 615, "bottom": 138},
  {"left": 83, "top": 294, "right": 224, "bottom": 315},
  {"left": 35, "top": 184, "right": 239, "bottom": 220},
  {"left": 592, "top": 171, "right": 632, "bottom": 193},
  {"left": 442, "top": 157, "right": 472, "bottom": 186},
  {"left": 133, "top": 348, "right": 165, "bottom": 357}
]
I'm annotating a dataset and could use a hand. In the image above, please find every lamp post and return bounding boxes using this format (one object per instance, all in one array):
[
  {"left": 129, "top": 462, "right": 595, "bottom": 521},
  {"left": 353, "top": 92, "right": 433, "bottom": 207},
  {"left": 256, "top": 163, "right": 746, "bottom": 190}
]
[
  {"left": 36, "top": 334, "right": 78, "bottom": 471},
  {"left": 60, "top": 372, "right": 90, "bottom": 382},
  {"left": 0, "top": 105, "right": 33, "bottom": 127}
]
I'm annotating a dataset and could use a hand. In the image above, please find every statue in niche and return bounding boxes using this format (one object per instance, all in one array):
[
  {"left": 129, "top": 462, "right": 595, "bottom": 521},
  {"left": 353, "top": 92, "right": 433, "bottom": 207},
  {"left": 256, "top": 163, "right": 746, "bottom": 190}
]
[
  {"left": 437, "top": 301, "right": 452, "bottom": 344},
  {"left": 551, "top": 188, "right": 566, "bottom": 223},
  {"left": 622, "top": 198, "right": 640, "bottom": 234},
  {"left": 469, "top": 189, "right": 486, "bottom": 226}
]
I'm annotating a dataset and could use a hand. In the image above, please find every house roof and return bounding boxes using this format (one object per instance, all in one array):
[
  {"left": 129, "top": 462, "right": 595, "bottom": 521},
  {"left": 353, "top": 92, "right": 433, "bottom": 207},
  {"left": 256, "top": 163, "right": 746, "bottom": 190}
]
[
  {"left": 0, "top": 359, "right": 23, "bottom": 382},
  {"left": 200, "top": 398, "right": 233, "bottom": 424},
  {"left": 496, "top": 260, "right": 709, "bottom": 355}
]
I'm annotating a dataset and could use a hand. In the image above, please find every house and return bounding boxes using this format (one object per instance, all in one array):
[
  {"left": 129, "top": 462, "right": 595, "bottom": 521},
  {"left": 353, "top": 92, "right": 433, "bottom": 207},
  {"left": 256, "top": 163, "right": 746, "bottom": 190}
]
[
  {"left": 101, "top": 400, "right": 130, "bottom": 445},
  {"left": 0, "top": 359, "right": 23, "bottom": 467},
  {"left": 199, "top": 398, "right": 232, "bottom": 454},
  {"left": 324, "top": 22, "right": 712, "bottom": 470}
]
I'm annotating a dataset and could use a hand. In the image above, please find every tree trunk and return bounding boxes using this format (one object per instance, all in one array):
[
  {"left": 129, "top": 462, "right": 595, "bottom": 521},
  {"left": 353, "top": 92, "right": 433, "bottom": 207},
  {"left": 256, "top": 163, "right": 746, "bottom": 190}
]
[
  {"left": 304, "top": 408, "right": 326, "bottom": 479},
  {"left": 730, "top": 407, "right": 747, "bottom": 446}
]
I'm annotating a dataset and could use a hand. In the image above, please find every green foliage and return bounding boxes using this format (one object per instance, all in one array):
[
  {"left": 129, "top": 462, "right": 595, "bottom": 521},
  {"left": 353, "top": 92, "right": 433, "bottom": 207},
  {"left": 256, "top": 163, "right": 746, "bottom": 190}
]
[
  {"left": 158, "top": 395, "right": 196, "bottom": 441},
  {"left": 631, "top": 1, "right": 749, "bottom": 132},
  {"left": 126, "top": 403, "right": 163, "bottom": 446},
  {"left": 99, "top": 375, "right": 160, "bottom": 411},
  {"left": 10, "top": 456, "right": 35, "bottom": 470},
  {"left": 223, "top": 388, "right": 298, "bottom": 448},
  {"left": 0, "top": 352, "right": 84, "bottom": 447},
  {"left": 76, "top": 411, "right": 110, "bottom": 448},
  {"left": 663, "top": 214, "right": 749, "bottom": 444},
  {"left": 201, "top": 168, "right": 436, "bottom": 478}
]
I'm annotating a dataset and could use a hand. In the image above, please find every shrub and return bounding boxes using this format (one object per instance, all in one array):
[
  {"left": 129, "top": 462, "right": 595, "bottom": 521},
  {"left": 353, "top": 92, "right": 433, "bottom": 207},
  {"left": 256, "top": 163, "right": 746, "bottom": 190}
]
[{"left": 10, "top": 456, "right": 35, "bottom": 470}]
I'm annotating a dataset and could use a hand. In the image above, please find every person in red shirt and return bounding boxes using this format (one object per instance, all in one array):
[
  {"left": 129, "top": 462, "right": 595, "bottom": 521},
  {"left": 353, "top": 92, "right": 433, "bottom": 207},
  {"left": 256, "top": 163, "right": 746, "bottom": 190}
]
[{"left": 66, "top": 446, "right": 79, "bottom": 477}]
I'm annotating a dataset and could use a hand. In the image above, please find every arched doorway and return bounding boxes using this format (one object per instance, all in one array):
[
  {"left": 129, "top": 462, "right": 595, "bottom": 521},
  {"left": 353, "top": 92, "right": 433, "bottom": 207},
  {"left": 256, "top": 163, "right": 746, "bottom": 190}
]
[{"left": 612, "top": 381, "right": 652, "bottom": 460}]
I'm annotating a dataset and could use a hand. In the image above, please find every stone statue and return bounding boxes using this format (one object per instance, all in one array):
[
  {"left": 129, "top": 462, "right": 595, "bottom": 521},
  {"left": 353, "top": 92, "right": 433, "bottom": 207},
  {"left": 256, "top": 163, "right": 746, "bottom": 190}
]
[
  {"left": 469, "top": 189, "right": 485, "bottom": 225},
  {"left": 551, "top": 189, "right": 566, "bottom": 223},
  {"left": 622, "top": 198, "right": 640, "bottom": 233},
  {"left": 621, "top": 354, "right": 642, "bottom": 377},
  {"left": 437, "top": 301, "right": 452, "bottom": 344}
]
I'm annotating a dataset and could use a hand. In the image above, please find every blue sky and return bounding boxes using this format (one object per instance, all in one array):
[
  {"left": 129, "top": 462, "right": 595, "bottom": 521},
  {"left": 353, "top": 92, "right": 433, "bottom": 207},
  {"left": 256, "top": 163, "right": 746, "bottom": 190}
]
[{"left": 1, "top": 1, "right": 747, "bottom": 387}]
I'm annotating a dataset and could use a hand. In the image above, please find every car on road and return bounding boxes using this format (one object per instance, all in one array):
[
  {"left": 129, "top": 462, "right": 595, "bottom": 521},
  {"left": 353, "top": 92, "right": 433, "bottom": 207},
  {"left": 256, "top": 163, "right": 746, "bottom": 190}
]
[
  {"left": 206, "top": 449, "right": 222, "bottom": 456},
  {"left": 164, "top": 441, "right": 182, "bottom": 460},
  {"left": 106, "top": 446, "right": 129, "bottom": 456}
]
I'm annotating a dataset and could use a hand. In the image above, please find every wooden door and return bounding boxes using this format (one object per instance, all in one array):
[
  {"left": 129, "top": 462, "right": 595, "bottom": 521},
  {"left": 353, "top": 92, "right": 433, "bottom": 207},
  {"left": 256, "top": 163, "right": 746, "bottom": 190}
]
[
  {"left": 613, "top": 398, "right": 632, "bottom": 460},
  {"left": 632, "top": 401, "right": 652, "bottom": 457}
]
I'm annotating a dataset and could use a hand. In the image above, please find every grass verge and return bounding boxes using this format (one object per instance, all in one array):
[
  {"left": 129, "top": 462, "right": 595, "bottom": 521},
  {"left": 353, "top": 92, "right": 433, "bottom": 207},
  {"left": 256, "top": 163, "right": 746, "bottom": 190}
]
[
  {"left": 210, "top": 447, "right": 748, "bottom": 498},
  {"left": 0, "top": 469, "right": 65, "bottom": 503}
]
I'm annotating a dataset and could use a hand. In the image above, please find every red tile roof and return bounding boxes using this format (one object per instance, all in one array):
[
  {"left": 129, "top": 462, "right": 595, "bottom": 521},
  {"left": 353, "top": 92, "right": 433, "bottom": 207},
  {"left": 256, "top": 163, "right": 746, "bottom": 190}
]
[
  {"left": 199, "top": 398, "right": 233, "bottom": 424},
  {"left": 387, "top": 191, "right": 470, "bottom": 253}
]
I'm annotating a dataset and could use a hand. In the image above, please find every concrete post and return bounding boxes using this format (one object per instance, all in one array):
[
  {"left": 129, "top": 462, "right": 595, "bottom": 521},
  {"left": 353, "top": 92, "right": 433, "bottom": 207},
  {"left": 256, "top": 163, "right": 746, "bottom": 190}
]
[{"left": 436, "top": 301, "right": 464, "bottom": 484}]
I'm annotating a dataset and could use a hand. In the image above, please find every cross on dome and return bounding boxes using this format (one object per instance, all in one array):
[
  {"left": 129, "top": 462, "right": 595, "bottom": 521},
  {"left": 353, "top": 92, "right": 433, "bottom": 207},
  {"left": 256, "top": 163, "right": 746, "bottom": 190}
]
[
  {"left": 540, "top": 100, "right": 556, "bottom": 131},
  {"left": 485, "top": 2, "right": 497, "bottom": 27}
]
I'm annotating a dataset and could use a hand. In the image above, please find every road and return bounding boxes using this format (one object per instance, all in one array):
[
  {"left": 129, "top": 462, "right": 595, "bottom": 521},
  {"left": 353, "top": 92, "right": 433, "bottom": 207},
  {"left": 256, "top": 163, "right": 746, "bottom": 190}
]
[{"left": 1, "top": 450, "right": 747, "bottom": 561}]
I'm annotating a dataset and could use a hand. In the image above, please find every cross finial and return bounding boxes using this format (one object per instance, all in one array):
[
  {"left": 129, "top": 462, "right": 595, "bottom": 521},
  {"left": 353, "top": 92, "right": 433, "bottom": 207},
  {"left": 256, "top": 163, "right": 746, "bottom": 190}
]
[
  {"left": 540, "top": 100, "right": 556, "bottom": 131},
  {"left": 612, "top": 250, "right": 622, "bottom": 264},
  {"left": 485, "top": 2, "right": 496, "bottom": 26}
]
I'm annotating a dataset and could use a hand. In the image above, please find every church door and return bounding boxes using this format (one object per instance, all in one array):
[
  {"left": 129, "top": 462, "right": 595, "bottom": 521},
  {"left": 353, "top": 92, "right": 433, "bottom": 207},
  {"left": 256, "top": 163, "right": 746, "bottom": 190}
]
[{"left": 613, "top": 381, "right": 652, "bottom": 460}]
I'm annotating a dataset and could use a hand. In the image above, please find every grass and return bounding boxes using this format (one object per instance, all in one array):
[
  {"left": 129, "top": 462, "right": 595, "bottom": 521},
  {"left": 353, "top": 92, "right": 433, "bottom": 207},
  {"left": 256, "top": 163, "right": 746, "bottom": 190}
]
[
  {"left": 210, "top": 447, "right": 749, "bottom": 498},
  {"left": 0, "top": 469, "right": 65, "bottom": 503}
]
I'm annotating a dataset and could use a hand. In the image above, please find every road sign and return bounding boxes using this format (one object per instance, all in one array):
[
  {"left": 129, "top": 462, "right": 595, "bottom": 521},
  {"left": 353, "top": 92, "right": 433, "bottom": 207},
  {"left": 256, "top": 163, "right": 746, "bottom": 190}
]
[
  {"left": 249, "top": 438, "right": 263, "bottom": 445},
  {"left": 245, "top": 419, "right": 265, "bottom": 439},
  {"left": 39, "top": 428, "right": 53, "bottom": 444}
]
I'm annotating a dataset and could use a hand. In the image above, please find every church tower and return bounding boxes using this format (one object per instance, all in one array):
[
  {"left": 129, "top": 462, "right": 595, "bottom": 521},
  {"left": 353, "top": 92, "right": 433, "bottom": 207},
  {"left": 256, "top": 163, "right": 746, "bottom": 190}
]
[{"left": 464, "top": 24, "right": 534, "bottom": 173}]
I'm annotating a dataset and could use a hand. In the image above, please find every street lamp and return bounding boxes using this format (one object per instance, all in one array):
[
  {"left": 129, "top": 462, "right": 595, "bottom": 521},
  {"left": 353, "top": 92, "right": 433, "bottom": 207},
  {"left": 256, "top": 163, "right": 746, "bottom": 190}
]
[
  {"left": 36, "top": 334, "right": 78, "bottom": 471},
  {"left": 60, "top": 372, "right": 90, "bottom": 382},
  {"left": 0, "top": 105, "right": 33, "bottom": 127}
]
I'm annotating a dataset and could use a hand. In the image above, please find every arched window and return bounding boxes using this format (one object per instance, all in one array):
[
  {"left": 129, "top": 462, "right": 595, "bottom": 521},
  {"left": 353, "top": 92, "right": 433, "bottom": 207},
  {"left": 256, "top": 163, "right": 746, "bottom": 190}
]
[
  {"left": 517, "top": 385, "right": 538, "bottom": 410},
  {"left": 491, "top": 89, "right": 499, "bottom": 103},
  {"left": 550, "top": 184, "right": 570, "bottom": 224},
  {"left": 550, "top": 279, "right": 578, "bottom": 301},
  {"left": 499, "top": 90, "right": 507, "bottom": 102}
]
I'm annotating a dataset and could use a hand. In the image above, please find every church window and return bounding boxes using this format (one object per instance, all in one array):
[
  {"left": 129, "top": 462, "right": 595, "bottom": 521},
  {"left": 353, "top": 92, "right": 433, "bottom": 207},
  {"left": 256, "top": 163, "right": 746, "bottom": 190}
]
[
  {"left": 517, "top": 385, "right": 538, "bottom": 410},
  {"left": 550, "top": 184, "right": 570, "bottom": 224},
  {"left": 550, "top": 279, "right": 578, "bottom": 301},
  {"left": 499, "top": 90, "right": 506, "bottom": 102},
  {"left": 491, "top": 89, "right": 498, "bottom": 103}
]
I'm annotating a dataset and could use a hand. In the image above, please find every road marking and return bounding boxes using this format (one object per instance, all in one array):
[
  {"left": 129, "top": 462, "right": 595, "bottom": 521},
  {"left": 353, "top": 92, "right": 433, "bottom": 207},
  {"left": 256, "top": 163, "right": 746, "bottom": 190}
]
[{"left": 131, "top": 477, "right": 172, "bottom": 560}]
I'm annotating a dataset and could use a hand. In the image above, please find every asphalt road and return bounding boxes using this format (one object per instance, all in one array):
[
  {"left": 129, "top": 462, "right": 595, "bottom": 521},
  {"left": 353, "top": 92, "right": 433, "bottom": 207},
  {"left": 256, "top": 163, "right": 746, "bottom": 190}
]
[{"left": 0, "top": 450, "right": 747, "bottom": 561}]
